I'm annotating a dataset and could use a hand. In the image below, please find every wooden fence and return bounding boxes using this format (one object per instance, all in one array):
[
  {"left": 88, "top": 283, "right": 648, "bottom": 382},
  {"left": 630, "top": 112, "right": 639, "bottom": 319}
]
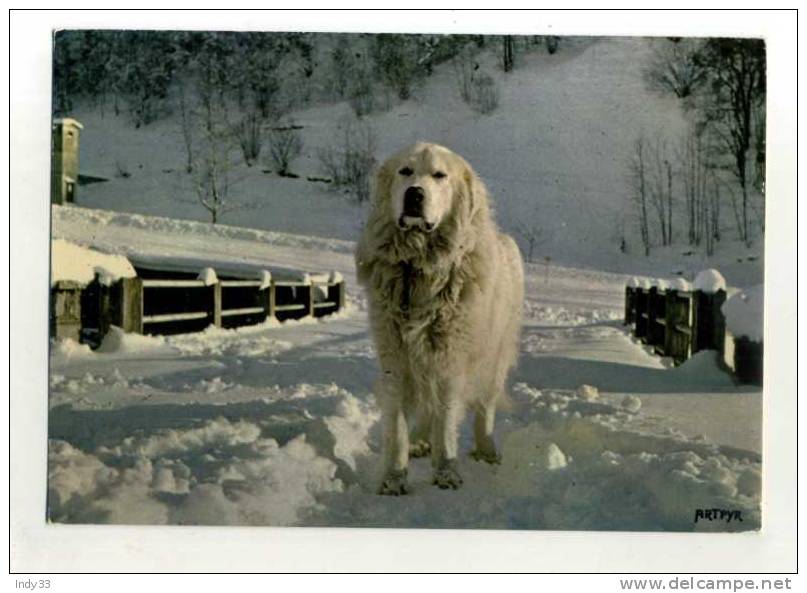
[
  {"left": 52, "top": 267, "right": 346, "bottom": 346},
  {"left": 624, "top": 285, "right": 762, "bottom": 384}
]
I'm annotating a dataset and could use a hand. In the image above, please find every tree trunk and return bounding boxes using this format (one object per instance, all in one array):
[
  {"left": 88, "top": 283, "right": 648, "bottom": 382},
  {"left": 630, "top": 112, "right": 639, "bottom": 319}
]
[{"left": 503, "top": 36, "right": 514, "bottom": 72}]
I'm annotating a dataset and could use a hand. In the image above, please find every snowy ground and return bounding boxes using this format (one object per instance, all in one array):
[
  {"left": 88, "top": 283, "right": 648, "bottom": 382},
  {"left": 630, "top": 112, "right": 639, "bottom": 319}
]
[{"left": 48, "top": 212, "right": 761, "bottom": 531}]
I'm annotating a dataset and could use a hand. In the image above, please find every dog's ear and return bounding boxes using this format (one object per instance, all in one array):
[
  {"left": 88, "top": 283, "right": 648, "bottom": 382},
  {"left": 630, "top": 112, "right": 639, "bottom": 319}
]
[
  {"left": 373, "top": 158, "right": 395, "bottom": 206},
  {"left": 356, "top": 159, "right": 395, "bottom": 285},
  {"left": 459, "top": 159, "right": 488, "bottom": 224}
]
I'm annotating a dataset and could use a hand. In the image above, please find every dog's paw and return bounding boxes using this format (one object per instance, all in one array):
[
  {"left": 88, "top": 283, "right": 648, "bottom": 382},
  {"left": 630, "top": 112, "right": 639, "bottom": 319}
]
[
  {"left": 432, "top": 459, "right": 463, "bottom": 490},
  {"left": 470, "top": 447, "right": 501, "bottom": 465},
  {"left": 377, "top": 468, "right": 409, "bottom": 496},
  {"left": 409, "top": 439, "right": 431, "bottom": 458}
]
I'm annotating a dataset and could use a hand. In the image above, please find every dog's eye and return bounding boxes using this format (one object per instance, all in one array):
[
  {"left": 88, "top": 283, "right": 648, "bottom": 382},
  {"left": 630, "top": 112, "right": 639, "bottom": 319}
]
[
  {"left": 433, "top": 171, "right": 447, "bottom": 179},
  {"left": 398, "top": 167, "right": 413, "bottom": 176}
]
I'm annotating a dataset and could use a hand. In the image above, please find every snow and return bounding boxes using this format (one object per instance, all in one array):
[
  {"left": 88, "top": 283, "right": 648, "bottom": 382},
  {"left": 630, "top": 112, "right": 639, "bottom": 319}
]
[
  {"left": 621, "top": 394, "right": 643, "bottom": 413},
  {"left": 51, "top": 239, "right": 136, "bottom": 287},
  {"left": 576, "top": 384, "right": 600, "bottom": 401},
  {"left": 670, "top": 277, "right": 692, "bottom": 291},
  {"left": 723, "top": 285, "right": 764, "bottom": 342},
  {"left": 694, "top": 268, "right": 727, "bottom": 294},
  {"left": 52, "top": 205, "right": 355, "bottom": 282},
  {"left": 197, "top": 267, "right": 218, "bottom": 286},
  {"left": 49, "top": 234, "right": 761, "bottom": 531},
  {"left": 258, "top": 270, "right": 272, "bottom": 290}
]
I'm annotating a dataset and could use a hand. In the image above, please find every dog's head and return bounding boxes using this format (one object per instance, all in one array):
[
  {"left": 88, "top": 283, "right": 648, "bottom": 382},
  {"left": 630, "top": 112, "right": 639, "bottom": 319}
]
[
  {"left": 357, "top": 142, "right": 491, "bottom": 280},
  {"left": 374, "top": 142, "right": 484, "bottom": 235}
]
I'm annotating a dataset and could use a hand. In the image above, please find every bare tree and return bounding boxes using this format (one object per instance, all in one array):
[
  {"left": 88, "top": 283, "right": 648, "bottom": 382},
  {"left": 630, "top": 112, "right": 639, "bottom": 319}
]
[
  {"left": 514, "top": 221, "right": 543, "bottom": 263},
  {"left": 643, "top": 38, "right": 707, "bottom": 100},
  {"left": 232, "top": 111, "right": 263, "bottom": 167},
  {"left": 177, "top": 81, "right": 195, "bottom": 173},
  {"left": 630, "top": 136, "right": 651, "bottom": 256},
  {"left": 679, "top": 125, "right": 710, "bottom": 246},
  {"left": 502, "top": 35, "right": 515, "bottom": 72},
  {"left": 697, "top": 38, "right": 765, "bottom": 246},
  {"left": 186, "top": 100, "right": 242, "bottom": 224},
  {"left": 648, "top": 137, "right": 671, "bottom": 246}
]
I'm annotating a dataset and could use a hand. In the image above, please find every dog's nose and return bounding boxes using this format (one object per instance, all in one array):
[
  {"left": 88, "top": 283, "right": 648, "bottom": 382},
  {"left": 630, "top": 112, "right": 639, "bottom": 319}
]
[{"left": 403, "top": 186, "right": 425, "bottom": 215}]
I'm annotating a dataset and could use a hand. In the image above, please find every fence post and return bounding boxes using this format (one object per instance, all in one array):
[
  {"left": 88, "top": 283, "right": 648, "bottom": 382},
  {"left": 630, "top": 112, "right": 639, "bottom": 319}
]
[
  {"left": 634, "top": 288, "right": 647, "bottom": 340},
  {"left": 693, "top": 289, "right": 726, "bottom": 353},
  {"left": 624, "top": 286, "right": 634, "bottom": 325},
  {"left": 663, "top": 289, "right": 675, "bottom": 357},
  {"left": 212, "top": 282, "right": 222, "bottom": 327},
  {"left": 264, "top": 279, "right": 276, "bottom": 320},
  {"left": 119, "top": 277, "right": 143, "bottom": 334},
  {"left": 336, "top": 281, "right": 346, "bottom": 312},
  {"left": 307, "top": 281, "right": 316, "bottom": 318},
  {"left": 647, "top": 287, "right": 659, "bottom": 345}
]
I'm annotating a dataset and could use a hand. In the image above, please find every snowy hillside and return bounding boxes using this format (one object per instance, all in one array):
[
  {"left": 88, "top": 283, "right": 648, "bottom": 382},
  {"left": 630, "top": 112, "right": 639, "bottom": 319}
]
[
  {"left": 66, "top": 36, "right": 764, "bottom": 286},
  {"left": 48, "top": 208, "right": 761, "bottom": 530}
]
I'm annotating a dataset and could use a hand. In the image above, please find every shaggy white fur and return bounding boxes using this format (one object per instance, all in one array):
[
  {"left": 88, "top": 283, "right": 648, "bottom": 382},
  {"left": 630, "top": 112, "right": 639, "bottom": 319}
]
[{"left": 356, "top": 142, "right": 524, "bottom": 494}]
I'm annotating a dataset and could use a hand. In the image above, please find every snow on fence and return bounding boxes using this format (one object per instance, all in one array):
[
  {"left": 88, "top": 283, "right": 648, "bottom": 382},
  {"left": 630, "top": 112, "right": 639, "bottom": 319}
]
[
  {"left": 624, "top": 279, "right": 762, "bottom": 385},
  {"left": 51, "top": 266, "right": 346, "bottom": 347}
]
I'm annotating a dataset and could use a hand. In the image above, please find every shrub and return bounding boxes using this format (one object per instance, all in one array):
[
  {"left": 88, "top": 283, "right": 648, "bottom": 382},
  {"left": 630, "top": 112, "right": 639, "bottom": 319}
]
[
  {"left": 317, "top": 119, "right": 376, "bottom": 203},
  {"left": 266, "top": 122, "right": 303, "bottom": 176},
  {"left": 469, "top": 72, "right": 499, "bottom": 114}
]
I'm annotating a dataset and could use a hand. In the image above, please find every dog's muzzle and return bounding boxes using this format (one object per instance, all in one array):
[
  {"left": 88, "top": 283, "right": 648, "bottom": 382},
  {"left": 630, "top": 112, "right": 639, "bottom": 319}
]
[
  {"left": 403, "top": 186, "right": 425, "bottom": 216},
  {"left": 398, "top": 186, "right": 434, "bottom": 232}
]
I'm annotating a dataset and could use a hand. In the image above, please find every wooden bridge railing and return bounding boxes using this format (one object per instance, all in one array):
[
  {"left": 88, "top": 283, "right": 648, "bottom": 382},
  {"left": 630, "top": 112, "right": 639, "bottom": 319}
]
[
  {"left": 51, "top": 268, "right": 346, "bottom": 346},
  {"left": 624, "top": 284, "right": 761, "bottom": 384}
]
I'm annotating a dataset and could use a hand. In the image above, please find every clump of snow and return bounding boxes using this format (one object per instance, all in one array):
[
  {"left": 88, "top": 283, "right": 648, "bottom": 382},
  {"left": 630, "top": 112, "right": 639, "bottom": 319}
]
[
  {"left": 49, "top": 416, "right": 346, "bottom": 526},
  {"left": 722, "top": 285, "right": 764, "bottom": 342},
  {"left": 197, "top": 267, "right": 218, "bottom": 286},
  {"left": 166, "top": 324, "right": 293, "bottom": 358},
  {"left": 258, "top": 270, "right": 273, "bottom": 290},
  {"left": 628, "top": 277, "right": 640, "bottom": 288},
  {"left": 51, "top": 239, "right": 136, "bottom": 287},
  {"left": 329, "top": 270, "right": 344, "bottom": 284},
  {"left": 694, "top": 269, "right": 727, "bottom": 294},
  {"left": 621, "top": 395, "right": 642, "bottom": 413},
  {"left": 652, "top": 279, "right": 669, "bottom": 290},
  {"left": 50, "top": 338, "right": 94, "bottom": 362},
  {"left": 671, "top": 351, "right": 735, "bottom": 387},
  {"left": 576, "top": 384, "right": 599, "bottom": 402},
  {"left": 96, "top": 326, "right": 167, "bottom": 354},
  {"left": 539, "top": 442, "right": 568, "bottom": 470},
  {"left": 322, "top": 392, "right": 380, "bottom": 472},
  {"left": 670, "top": 277, "right": 692, "bottom": 291}
]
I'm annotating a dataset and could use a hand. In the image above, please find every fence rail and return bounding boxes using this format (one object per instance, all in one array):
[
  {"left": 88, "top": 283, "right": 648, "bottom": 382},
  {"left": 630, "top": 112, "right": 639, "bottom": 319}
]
[
  {"left": 624, "top": 285, "right": 761, "bottom": 385},
  {"left": 51, "top": 266, "right": 346, "bottom": 346}
]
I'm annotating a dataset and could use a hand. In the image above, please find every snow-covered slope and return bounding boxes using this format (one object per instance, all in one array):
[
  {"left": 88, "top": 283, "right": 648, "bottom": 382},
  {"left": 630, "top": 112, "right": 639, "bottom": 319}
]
[{"left": 67, "top": 37, "right": 763, "bottom": 285}]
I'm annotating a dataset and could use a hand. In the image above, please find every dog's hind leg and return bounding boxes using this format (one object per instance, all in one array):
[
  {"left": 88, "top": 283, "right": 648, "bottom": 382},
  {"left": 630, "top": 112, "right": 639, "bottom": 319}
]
[
  {"left": 470, "top": 399, "right": 501, "bottom": 465},
  {"left": 408, "top": 407, "right": 432, "bottom": 458},
  {"left": 430, "top": 381, "right": 465, "bottom": 489}
]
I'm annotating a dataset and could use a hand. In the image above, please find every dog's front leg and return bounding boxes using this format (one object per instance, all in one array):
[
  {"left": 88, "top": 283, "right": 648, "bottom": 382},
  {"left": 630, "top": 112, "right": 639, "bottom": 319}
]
[
  {"left": 378, "top": 379, "right": 410, "bottom": 495},
  {"left": 431, "top": 378, "right": 465, "bottom": 490}
]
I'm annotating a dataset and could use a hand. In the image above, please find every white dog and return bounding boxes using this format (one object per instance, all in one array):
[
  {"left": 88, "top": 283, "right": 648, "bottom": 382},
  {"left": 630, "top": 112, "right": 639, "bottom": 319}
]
[{"left": 356, "top": 142, "right": 524, "bottom": 494}]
